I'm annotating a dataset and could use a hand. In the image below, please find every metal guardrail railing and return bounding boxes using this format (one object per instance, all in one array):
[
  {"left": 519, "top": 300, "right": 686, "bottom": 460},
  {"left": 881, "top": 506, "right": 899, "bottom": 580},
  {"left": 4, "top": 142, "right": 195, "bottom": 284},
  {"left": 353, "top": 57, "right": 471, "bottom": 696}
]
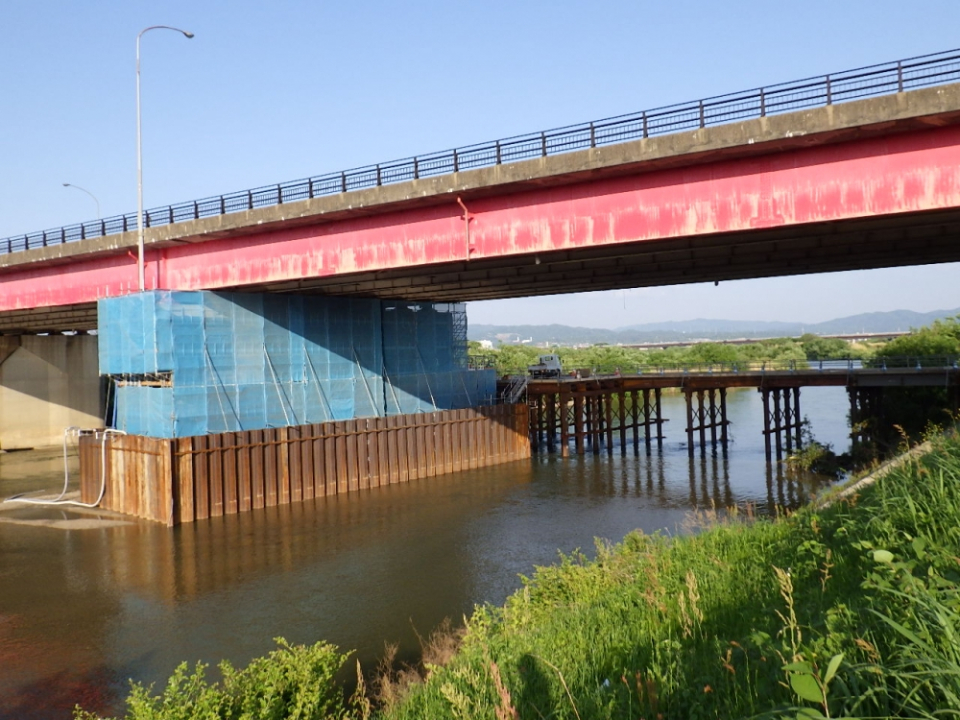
[
  {"left": 6, "top": 48, "right": 960, "bottom": 256},
  {"left": 631, "top": 355, "right": 960, "bottom": 376},
  {"left": 498, "top": 356, "right": 960, "bottom": 378}
]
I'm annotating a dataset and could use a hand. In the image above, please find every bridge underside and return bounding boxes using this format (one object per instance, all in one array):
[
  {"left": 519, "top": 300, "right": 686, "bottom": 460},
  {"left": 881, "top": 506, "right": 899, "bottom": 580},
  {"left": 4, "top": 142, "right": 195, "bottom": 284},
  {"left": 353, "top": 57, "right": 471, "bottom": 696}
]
[
  {"left": 242, "top": 206, "right": 960, "bottom": 300},
  {"left": 4, "top": 206, "right": 958, "bottom": 334}
]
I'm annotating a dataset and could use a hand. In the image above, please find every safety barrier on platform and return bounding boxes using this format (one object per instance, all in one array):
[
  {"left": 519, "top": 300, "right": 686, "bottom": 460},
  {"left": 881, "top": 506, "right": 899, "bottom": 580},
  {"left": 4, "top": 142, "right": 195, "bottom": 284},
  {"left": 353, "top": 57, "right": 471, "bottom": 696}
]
[
  {"left": 79, "top": 404, "right": 530, "bottom": 525},
  {"left": 5, "top": 48, "right": 960, "bottom": 254},
  {"left": 100, "top": 291, "right": 491, "bottom": 438}
]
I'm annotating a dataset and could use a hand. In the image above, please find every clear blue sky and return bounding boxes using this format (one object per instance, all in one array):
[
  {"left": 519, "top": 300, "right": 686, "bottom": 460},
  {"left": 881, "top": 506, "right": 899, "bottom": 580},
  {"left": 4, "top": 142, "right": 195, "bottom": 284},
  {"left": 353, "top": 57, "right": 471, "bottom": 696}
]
[{"left": 3, "top": 1, "right": 960, "bottom": 328}]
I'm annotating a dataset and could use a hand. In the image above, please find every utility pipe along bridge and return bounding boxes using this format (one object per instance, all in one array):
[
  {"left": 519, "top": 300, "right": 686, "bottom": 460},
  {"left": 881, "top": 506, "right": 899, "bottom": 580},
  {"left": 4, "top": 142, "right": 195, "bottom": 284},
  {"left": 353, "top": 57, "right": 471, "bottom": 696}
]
[
  {"left": 4, "top": 50, "right": 960, "bottom": 333},
  {"left": 519, "top": 357, "right": 960, "bottom": 460}
]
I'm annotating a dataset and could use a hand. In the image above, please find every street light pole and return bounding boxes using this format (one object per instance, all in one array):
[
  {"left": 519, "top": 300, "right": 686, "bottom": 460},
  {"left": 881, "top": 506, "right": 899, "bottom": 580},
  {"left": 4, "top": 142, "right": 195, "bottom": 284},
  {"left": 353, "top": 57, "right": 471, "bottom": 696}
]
[
  {"left": 137, "top": 24, "right": 194, "bottom": 292},
  {"left": 62, "top": 183, "right": 101, "bottom": 219}
]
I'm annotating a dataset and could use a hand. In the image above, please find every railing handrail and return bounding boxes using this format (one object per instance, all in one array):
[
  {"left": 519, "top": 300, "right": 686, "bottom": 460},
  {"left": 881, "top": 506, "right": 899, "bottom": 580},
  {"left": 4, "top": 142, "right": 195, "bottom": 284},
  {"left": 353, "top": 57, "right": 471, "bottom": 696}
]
[
  {"left": 630, "top": 355, "right": 960, "bottom": 376},
  {"left": 6, "top": 48, "right": 960, "bottom": 255},
  {"left": 499, "top": 355, "right": 960, "bottom": 377}
]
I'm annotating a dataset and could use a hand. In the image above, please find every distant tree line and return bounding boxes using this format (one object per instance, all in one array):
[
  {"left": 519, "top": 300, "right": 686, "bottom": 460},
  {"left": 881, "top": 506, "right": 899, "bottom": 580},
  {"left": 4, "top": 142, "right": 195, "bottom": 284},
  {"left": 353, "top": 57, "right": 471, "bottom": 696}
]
[{"left": 469, "top": 333, "right": 876, "bottom": 376}]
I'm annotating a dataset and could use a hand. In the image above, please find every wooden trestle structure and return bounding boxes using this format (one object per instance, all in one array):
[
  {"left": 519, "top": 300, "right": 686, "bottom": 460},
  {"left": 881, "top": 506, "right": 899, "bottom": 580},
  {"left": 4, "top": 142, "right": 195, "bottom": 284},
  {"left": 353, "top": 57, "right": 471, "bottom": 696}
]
[
  {"left": 523, "top": 365, "right": 960, "bottom": 460},
  {"left": 528, "top": 380, "right": 666, "bottom": 456},
  {"left": 79, "top": 404, "right": 529, "bottom": 526}
]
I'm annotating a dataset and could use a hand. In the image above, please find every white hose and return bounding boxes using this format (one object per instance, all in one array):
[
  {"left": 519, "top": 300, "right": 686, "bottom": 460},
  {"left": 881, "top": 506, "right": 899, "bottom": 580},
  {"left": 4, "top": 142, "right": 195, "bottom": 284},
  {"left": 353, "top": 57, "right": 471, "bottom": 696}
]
[{"left": 2, "top": 427, "right": 126, "bottom": 509}]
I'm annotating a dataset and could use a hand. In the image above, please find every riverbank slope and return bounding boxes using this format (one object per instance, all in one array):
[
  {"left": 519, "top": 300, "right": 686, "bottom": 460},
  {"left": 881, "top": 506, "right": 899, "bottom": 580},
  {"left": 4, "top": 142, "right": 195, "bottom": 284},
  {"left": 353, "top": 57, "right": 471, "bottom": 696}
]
[{"left": 382, "top": 431, "right": 960, "bottom": 719}]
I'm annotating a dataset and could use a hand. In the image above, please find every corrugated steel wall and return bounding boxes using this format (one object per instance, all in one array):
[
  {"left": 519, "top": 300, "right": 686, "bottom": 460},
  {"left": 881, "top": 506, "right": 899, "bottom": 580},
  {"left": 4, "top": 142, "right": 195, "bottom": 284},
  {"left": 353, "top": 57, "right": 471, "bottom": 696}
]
[{"left": 80, "top": 404, "right": 530, "bottom": 525}]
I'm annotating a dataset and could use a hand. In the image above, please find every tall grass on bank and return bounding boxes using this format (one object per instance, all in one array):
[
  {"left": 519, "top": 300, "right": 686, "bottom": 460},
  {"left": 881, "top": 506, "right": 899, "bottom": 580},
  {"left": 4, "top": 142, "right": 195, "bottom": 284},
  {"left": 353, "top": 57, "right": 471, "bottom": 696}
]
[
  {"left": 78, "top": 430, "right": 960, "bottom": 719},
  {"left": 384, "top": 431, "right": 960, "bottom": 719}
]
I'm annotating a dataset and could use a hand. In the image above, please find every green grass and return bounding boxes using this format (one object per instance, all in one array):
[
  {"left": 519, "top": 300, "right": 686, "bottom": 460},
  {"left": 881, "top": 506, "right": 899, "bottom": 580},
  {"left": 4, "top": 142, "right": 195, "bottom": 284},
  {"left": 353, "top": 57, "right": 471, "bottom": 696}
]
[
  {"left": 382, "top": 431, "right": 960, "bottom": 719},
  {"left": 80, "top": 430, "right": 960, "bottom": 719}
]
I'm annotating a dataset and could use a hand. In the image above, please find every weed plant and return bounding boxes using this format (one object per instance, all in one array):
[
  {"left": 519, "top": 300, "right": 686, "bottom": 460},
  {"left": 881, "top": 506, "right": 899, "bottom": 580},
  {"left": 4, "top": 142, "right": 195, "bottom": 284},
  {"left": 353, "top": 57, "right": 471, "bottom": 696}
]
[{"left": 74, "top": 639, "right": 363, "bottom": 720}]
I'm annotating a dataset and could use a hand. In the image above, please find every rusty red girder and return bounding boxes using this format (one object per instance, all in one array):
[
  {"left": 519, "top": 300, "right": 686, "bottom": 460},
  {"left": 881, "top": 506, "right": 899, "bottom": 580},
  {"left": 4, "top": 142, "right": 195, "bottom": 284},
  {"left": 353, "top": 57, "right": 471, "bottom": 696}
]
[{"left": 5, "top": 116, "right": 960, "bottom": 331}]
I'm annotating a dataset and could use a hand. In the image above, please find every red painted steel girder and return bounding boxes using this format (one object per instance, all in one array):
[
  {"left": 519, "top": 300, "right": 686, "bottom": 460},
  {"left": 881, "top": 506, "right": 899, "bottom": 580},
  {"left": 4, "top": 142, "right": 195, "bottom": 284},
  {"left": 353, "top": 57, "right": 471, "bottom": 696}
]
[{"left": 5, "top": 118, "right": 960, "bottom": 332}]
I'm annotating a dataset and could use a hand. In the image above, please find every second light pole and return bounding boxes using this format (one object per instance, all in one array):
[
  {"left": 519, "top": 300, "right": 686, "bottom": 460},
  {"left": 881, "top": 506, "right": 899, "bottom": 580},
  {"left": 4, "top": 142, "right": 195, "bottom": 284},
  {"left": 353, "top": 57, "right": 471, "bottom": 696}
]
[
  {"left": 63, "top": 183, "right": 101, "bottom": 219},
  {"left": 137, "top": 24, "right": 194, "bottom": 292}
]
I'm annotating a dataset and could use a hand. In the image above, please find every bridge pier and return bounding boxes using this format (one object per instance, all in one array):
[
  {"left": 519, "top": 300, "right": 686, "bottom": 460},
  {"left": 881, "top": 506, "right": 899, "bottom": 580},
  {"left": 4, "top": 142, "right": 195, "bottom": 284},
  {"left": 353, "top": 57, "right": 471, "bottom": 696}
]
[
  {"left": 78, "top": 290, "right": 504, "bottom": 523},
  {"left": 848, "top": 386, "right": 884, "bottom": 453},
  {"left": 0, "top": 334, "right": 102, "bottom": 450},
  {"left": 527, "top": 379, "right": 666, "bottom": 456},
  {"left": 684, "top": 387, "right": 730, "bottom": 456},
  {"left": 760, "top": 387, "right": 803, "bottom": 461}
]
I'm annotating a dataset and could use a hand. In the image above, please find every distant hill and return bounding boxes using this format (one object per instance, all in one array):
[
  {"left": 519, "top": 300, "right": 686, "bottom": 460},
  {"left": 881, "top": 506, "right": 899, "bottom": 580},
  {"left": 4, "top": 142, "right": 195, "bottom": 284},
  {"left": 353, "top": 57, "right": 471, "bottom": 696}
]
[{"left": 468, "top": 308, "right": 960, "bottom": 346}]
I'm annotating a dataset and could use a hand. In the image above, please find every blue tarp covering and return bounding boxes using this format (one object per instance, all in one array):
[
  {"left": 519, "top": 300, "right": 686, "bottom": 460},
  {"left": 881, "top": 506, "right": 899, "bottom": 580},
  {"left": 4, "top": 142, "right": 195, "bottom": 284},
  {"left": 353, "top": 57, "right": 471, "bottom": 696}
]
[{"left": 99, "top": 291, "right": 496, "bottom": 438}]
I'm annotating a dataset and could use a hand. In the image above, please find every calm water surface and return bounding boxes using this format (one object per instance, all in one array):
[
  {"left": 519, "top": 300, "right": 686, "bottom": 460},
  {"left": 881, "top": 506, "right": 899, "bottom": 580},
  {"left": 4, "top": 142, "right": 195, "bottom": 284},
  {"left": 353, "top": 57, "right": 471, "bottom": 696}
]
[{"left": 0, "top": 387, "right": 851, "bottom": 719}]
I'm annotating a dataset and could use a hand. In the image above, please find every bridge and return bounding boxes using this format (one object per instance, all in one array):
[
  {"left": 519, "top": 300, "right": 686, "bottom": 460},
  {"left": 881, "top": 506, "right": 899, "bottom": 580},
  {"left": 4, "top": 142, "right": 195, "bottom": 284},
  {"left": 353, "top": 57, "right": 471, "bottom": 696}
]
[
  {"left": 522, "top": 357, "right": 960, "bottom": 459},
  {"left": 4, "top": 49, "right": 960, "bottom": 334}
]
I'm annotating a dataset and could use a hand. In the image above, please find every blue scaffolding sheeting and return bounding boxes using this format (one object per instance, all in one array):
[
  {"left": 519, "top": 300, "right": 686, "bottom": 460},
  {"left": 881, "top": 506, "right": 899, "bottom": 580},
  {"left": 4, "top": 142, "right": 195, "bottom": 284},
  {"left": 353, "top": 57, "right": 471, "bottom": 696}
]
[{"left": 99, "top": 291, "right": 496, "bottom": 438}]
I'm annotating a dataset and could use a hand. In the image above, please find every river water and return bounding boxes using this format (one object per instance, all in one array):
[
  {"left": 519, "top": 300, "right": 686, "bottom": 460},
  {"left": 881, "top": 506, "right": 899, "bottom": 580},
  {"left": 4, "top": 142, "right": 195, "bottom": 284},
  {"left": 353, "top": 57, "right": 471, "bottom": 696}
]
[{"left": 0, "top": 387, "right": 851, "bottom": 719}]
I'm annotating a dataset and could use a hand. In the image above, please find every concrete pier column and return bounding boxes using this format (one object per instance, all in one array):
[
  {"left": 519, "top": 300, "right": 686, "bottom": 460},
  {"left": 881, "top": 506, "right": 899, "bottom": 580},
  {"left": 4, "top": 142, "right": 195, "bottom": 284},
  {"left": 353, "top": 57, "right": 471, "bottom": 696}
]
[{"left": 0, "top": 335, "right": 102, "bottom": 449}]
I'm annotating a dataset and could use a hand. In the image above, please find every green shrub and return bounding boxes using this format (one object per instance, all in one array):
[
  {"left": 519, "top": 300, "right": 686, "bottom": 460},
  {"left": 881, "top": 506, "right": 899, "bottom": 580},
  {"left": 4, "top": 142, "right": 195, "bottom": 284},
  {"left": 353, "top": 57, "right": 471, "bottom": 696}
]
[{"left": 75, "top": 639, "right": 355, "bottom": 720}]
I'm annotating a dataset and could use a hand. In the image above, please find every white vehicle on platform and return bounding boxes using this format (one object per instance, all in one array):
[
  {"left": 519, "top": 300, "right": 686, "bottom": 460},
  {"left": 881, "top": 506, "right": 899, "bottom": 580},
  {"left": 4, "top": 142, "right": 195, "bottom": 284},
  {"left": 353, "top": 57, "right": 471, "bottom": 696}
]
[{"left": 528, "top": 354, "right": 563, "bottom": 378}]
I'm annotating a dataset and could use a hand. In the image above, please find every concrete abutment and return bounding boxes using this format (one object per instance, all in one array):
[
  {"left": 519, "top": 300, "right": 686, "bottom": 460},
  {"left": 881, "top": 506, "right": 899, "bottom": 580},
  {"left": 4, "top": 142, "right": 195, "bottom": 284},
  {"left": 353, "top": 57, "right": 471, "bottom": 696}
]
[{"left": 0, "top": 334, "right": 102, "bottom": 450}]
